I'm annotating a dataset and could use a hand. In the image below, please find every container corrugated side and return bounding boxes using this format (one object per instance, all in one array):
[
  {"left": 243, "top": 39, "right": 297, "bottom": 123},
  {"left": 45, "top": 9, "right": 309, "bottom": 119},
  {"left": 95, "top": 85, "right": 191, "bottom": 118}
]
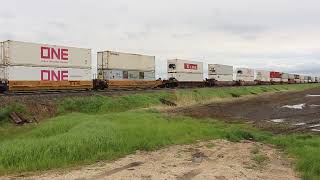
[
  {"left": 281, "top": 73, "right": 289, "bottom": 82},
  {"left": 288, "top": 74, "right": 295, "bottom": 79},
  {"left": 255, "top": 70, "right": 270, "bottom": 82},
  {"left": 97, "top": 51, "right": 155, "bottom": 71},
  {"left": 168, "top": 59, "right": 203, "bottom": 74},
  {"left": 168, "top": 72, "right": 203, "bottom": 82},
  {"left": 208, "top": 64, "right": 233, "bottom": 75},
  {"left": 236, "top": 68, "right": 254, "bottom": 82},
  {"left": 101, "top": 69, "right": 155, "bottom": 80},
  {"left": 208, "top": 75, "right": 233, "bottom": 81},
  {"left": 4, "top": 65, "right": 91, "bottom": 81},
  {"left": 1, "top": 40, "right": 91, "bottom": 68}
]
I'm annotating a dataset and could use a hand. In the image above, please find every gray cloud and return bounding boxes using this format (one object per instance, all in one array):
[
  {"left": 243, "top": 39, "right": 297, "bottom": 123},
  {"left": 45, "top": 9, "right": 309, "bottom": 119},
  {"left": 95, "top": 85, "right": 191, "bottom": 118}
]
[{"left": 0, "top": 0, "right": 319, "bottom": 77}]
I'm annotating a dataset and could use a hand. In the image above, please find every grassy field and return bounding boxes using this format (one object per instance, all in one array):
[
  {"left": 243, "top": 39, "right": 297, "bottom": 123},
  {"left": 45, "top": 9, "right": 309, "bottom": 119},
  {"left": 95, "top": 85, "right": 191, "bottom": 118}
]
[
  {"left": 57, "top": 84, "right": 320, "bottom": 114},
  {"left": 0, "top": 84, "right": 319, "bottom": 179}
]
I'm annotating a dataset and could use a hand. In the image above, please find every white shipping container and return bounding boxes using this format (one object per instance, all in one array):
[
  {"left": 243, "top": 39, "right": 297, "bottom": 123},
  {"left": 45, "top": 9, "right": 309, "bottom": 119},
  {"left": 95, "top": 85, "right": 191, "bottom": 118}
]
[
  {"left": 0, "top": 40, "right": 91, "bottom": 68},
  {"left": 236, "top": 68, "right": 254, "bottom": 82},
  {"left": 128, "top": 71, "right": 140, "bottom": 80},
  {"left": 0, "top": 65, "right": 91, "bottom": 81},
  {"left": 208, "top": 75, "right": 233, "bottom": 82},
  {"left": 105, "top": 70, "right": 124, "bottom": 80},
  {"left": 102, "top": 70, "right": 155, "bottom": 80},
  {"left": 281, "top": 73, "right": 289, "bottom": 82},
  {"left": 144, "top": 71, "right": 156, "bottom": 80},
  {"left": 208, "top": 64, "right": 233, "bottom": 75},
  {"left": 168, "top": 59, "right": 203, "bottom": 74},
  {"left": 300, "top": 75, "right": 305, "bottom": 83},
  {"left": 288, "top": 74, "right": 295, "bottom": 79},
  {"left": 255, "top": 70, "right": 270, "bottom": 82},
  {"left": 168, "top": 72, "right": 203, "bottom": 82},
  {"left": 208, "top": 64, "right": 233, "bottom": 81},
  {"left": 97, "top": 51, "right": 155, "bottom": 71}
]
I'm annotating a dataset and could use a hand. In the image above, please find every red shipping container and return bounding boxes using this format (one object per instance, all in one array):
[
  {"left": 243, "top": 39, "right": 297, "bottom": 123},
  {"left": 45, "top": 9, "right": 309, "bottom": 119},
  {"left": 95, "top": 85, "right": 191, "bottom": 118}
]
[{"left": 270, "top": 72, "right": 281, "bottom": 78}]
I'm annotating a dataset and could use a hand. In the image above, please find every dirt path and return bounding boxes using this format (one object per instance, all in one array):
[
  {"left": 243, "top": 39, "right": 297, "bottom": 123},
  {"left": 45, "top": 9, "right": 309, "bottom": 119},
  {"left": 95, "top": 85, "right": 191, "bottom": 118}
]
[
  {"left": 3, "top": 140, "right": 298, "bottom": 180},
  {"left": 170, "top": 88, "right": 320, "bottom": 134}
]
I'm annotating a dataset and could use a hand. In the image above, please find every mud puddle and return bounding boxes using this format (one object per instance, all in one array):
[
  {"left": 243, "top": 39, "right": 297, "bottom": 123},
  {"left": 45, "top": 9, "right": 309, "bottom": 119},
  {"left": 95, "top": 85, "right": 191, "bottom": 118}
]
[{"left": 170, "top": 88, "right": 320, "bottom": 134}]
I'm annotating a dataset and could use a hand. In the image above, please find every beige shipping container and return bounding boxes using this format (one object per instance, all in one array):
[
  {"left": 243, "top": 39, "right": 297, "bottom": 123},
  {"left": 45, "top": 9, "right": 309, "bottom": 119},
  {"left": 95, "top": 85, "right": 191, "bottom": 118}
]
[
  {"left": 0, "top": 65, "right": 92, "bottom": 91},
  {"left": 208, "top": 64, "right": 233, "bottom": 81},
  {"left": 168, "top": 59, "right": 203, "bottom": 74},
  {"left": 255, "top": 70, "right": 270, "bottom": 82},
  {"left": 281, "top": 73, "right": 289, "bottom": 82},
  {"left": 236, "top": 68, "right": 254, "bottom": 82},
  {"left": 97, "top": 51, "right": 155, "bottom": 71},
  {"left": 168, "top": 72, "right": 203, "bottom": 82},
  {"left": 0, "top": 40, "right": 91, "bottom": 68}
]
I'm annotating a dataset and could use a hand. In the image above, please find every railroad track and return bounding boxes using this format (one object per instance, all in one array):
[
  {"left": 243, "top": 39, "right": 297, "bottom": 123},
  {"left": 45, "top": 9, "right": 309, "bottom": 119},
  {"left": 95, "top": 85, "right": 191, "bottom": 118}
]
[{"left": 0, "top": 88, "right": 175, "bottom": 97}]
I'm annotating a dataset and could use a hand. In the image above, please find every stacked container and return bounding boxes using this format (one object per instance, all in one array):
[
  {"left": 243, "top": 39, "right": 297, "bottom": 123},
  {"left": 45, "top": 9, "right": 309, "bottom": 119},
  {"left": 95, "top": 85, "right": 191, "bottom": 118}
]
[
  {"left": 0, "top": 40, "right": 92, "bottom": 92},
  {"left": 294, "top": 75, "right": 300, "bottom": 83},
  {"left": 208, "top": 64, "right": 233, "bottom": 86},
  {"left": 270, "top": 71, "right": 282, "bottom": 83},
  {"left": 235, "top": 68, "right": 254, "bottom": 84},
  {"left": 167, "top": 59, "right": 203, "bottom": 82},
  {"left": 305, "top": 76, "right": 310, "bottom": 83},
  {"left": 288, "top": 74, "right": 295, "bottom": 84},
  {"left": 255, "top": 70, "right": 270, "bottom": 84},
  {"left": 299, "top": 75, "right": 305, "bottom": 83},
  {"left": 97, "top": 51, "right": 159, "bottom": 88},
  {"left": 281, "top": 73, "right": 289, "bottom": 83}
]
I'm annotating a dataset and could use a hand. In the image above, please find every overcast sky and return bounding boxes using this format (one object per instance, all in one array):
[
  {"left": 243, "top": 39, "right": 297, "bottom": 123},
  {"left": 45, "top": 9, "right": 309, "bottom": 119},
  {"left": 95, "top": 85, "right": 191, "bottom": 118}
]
[{"left": 0, "top": 0, "right": 319, "bottom": 78}]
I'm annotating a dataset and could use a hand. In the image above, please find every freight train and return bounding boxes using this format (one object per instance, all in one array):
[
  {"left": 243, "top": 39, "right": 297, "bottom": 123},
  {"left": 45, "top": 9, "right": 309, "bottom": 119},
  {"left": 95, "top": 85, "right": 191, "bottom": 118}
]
[{"left": 0, "top": 40, "right": 319, "bottom": 92}]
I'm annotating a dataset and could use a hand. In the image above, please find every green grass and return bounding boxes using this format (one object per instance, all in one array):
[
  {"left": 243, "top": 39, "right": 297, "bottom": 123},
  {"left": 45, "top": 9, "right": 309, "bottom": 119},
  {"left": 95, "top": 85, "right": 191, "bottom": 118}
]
[
  {"left": 0, "top": 84, "right": 319, "bottom": 178},
  {"left": 58, "top": 92, "right": 174, "bottom": 114},
  {"left": 0, "top": 111, "right": 319, "bottom": 179},
  {"left": 57, "top": 84, "right": 320, "bottom": 114},
  {"left": 0, "top": 111, "right": 242, "bottom": 174},
  {"left": 0, "top": 103, "right": 27, "bottom": 123},
  {"left": 174, "top": 84, "right": 320, "bottom": 105},
  {"left": 266, "top": 135, "right": 320, "bottom": 179},
  {"left": 252, "top": 154, "right": 269, "bottom": 165}
]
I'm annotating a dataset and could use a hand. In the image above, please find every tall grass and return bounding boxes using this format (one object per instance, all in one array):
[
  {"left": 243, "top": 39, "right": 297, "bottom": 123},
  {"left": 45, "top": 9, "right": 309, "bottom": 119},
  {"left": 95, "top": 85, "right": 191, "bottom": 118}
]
[
  {"left": 58, "top": 84, "right": 320, "bottom": 114},
  {"left": 0, "top": 111, "right": 319, "bottom": 179},
  {"left": 0, "top": 84, "right": 319, "bottom": 178},
  {"left": 0, "top": 111, "right": 247, "bottom": 173},
  {"left": 58, "top": 92, "right": 174, "bottom": 114},
  {"left": 174, "top": 84, "right": 320, "bottom": 105},
  {"left": 0, "top": 103, "right": 27, "bottom": 123}
]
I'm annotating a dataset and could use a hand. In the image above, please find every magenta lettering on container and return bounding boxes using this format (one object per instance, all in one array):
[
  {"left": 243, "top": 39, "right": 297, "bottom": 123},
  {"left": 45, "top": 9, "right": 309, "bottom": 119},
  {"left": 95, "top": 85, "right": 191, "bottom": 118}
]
[
  {"left": 41, "top": 70, "right": 69, "bottom": 81},
  {"left": 40, "top": 47, "right": 69, "bottom": 61}
]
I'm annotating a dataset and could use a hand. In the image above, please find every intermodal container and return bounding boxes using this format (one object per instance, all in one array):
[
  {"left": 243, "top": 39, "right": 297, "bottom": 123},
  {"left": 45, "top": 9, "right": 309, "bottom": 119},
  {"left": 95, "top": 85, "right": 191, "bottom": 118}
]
[
  {"left": 270, "top": 71, "right": 281, "bottom": 82},
  {"left": 208, "top": 64, "right": 233, "bottom": 82},
  {"left": 167, "top": 59, "right": 203, "bottom": 81},
  {"left": 0, "top": 40, "right": 92, "bottom": 91},
  {"left": 103, "top": 70, "right": 155, "bottom": 81},
  {"left": 97, "top": 51, "right": 156, "bottom": 81},
  {"left": 281, "top": 73, "right": 289, "bottom": 83},
  {"left": 255, "top": 70, "right": 270, "bottom": 82},
  {"left": 0, "top": 40, "right": 91, "bottom": 68},
  {"left": 97, "top": 51, "right": 155, "bottom": 71},
  {"left": 236, "top": 68, "right": 254, "bottom": 82}
]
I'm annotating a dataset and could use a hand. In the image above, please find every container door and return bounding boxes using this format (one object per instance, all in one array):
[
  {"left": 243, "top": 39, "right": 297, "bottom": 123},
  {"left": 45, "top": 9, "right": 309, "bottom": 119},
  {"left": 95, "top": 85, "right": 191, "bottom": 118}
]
[{"left": 0, "top": 41, "right": 9, "bottom": 65}]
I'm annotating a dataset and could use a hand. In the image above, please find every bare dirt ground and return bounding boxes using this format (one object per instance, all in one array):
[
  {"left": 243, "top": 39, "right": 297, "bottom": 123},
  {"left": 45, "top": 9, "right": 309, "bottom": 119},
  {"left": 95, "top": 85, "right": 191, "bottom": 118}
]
[
  {"left": 3, "top": 140, "right": 298, "bottom": 180},
  {"left": 170, "top": 88, "right": 320, "bottom": 134}
]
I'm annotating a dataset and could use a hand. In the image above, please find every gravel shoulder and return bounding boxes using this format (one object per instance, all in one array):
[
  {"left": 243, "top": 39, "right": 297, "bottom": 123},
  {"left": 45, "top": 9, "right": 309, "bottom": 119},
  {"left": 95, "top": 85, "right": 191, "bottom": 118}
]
[{"left": 2, "top": 140, "right": 298, "bottom": 180}]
